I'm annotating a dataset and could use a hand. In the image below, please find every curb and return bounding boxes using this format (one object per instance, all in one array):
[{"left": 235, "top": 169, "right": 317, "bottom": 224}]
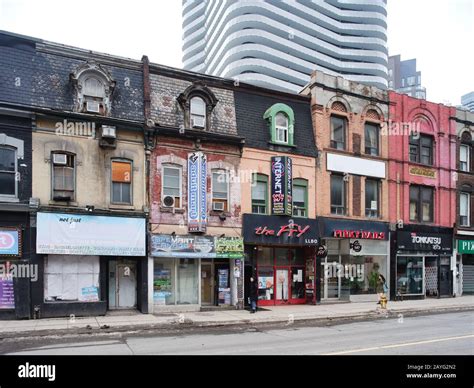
[{"left": 0, "top": 306, "right": 473, "bottom": 341}]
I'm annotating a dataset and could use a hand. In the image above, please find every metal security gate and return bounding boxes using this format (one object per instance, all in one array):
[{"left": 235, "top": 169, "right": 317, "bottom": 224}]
[{"left": 463, "top": 265, "right": 474, "bottom": 294}]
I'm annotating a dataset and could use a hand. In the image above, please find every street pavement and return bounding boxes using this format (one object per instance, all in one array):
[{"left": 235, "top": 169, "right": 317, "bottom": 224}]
[{"left": 3, "top": 311, "right": 473, "bottom": 355}]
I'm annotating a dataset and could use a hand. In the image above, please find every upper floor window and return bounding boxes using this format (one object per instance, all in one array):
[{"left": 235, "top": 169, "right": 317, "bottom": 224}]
[
  {"left": 190, "top": 97, "right": 206, "bottom": 129},
  {"left": 263, "top": 103, "right": 295, "bottom": 146},
  {"left": 330, "top": 174, "right": 346, "bottom": 215},
  {"left": 460, "top": 192, "right": 470, "bottom": 227},
  {"left": 212, "top": 170, "right": 229, "bottom": 212},
  {"left": 292, "top": 178, "right": 307, "bottom": 217},
  {"left": 275, "top": 113, "right": 289, "bottom": 143},
  {"left": 365, "top": 179, "right": 380, "bottom": 218},
  {"left": 330, "top": 116, "right": 346, "bottom": 150},
  {"left": 52, "top": 152, "right": 75, "bottom": 202},
  {"left": 252, "top": 174, "right": 268, "bottom": 214},
  {"left": 162, "top": 164, "right": 182, "bottom": 209},
  {"left": 0, "top": 146, "right": 16, "bottom": 197},
  {"left": 409, "top": 185, "right": 433, "bottom": 223},
  {"left": 460, "top": 144, "right": 470, "bottom": 172},
  {"left": 111, "top": 160, "right": 132, "bottom": 205},
  {"left": 177, "top": 81, "right": 218, "bottom": 132},
  {"left": 364, "top": 123, "right": 380, "bottom": 156},
  {"left": 70, "top": 62, "right": 115, "bottom": 116},
  {"left": 409, "top": 134, "right": 433, "bottom": 165}
]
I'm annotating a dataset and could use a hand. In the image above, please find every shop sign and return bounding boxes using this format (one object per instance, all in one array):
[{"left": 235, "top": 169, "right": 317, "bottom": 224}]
[
  {"left": 397, "top": 231, "right": 452, "bottom": 253},
  {"left": 188, "top": 152, "right": 207, "bottom": 233},
  {"left": 409, "top": 166, "right": 436, "bottom": 179},
  {"left": 243, "top": 214, "right": 319, "bottom": 246},
  {"left": 151, "top": 234, "right": 215, "bottom": 258},
  {"left": 0, "top": 229, "right": 21, "bottom": 256},
  {"left": 0, "top": 274, "right": 14, "bottom": 309},
  {"left": 316, "top": 245, "right": 328, "bottom": 258},
  {"left": 333, "top": 229, "right": 385, "bottom": 240},
  {"left": 215, "top": 237, "right": 244, "bottom": 259},
  {"left": 350, "top": 240, "right": 362, "bottom": 253},
  {"left": 36, "top": 213, "right": 146, "bottom": 256},
  {"left": 458, "top": 240, "right": 474, "bottom": 254},
  {"left": 271, "top": 156, "right": 292, "bottom": 216}
]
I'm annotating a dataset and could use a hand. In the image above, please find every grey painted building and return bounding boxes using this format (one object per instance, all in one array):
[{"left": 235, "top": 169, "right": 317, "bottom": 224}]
[{"left": 388, "top": 54, "right": 426, "bottom": 99}]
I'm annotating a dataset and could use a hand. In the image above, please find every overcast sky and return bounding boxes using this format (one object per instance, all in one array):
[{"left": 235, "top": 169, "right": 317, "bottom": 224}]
[{"left": 0, "top": 0, "right": 472, "bottom": 105}]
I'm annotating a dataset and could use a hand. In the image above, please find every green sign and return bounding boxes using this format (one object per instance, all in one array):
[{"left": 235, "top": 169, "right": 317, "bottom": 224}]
[
  {"left": 215, "top": 237, "right": 244, "bottom": 259},
  {"left": 458, "top": 240, "right": 474, "bottom": 254}
]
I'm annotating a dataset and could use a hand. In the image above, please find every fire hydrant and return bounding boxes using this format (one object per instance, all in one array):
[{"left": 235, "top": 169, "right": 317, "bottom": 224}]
[{"left": 380, "top": 294, "right": 388, "bottom": 309}]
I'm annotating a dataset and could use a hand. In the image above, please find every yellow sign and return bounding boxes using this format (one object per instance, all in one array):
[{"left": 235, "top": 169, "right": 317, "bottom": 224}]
[{"left": 409, "top": 166, "right": 436, "bottom": 179}]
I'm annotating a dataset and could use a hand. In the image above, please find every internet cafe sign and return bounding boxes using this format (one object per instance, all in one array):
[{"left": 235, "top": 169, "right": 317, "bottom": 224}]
[{"left": 271, "top": 156, "right": 292, "bottom": 216}]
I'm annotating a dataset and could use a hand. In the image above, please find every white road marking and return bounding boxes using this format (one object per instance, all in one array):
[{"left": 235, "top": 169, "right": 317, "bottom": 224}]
[{"left": 324, "top": 334, "right": 474, "bottom": 355}]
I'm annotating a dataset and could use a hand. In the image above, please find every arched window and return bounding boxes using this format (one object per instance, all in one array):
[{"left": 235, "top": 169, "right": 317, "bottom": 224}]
[
  {"left": 263, "top": 103, "right": 295, "bottom": 146},
  {"left": 190, "top": 96, "right": 206, "bottom": 129},
  {"left": 275, "top": 112, "right": 289, "bottom": 143}
]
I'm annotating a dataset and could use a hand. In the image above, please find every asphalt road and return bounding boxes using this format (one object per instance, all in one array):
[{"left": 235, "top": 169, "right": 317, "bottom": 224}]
[{"left": 3, "top": 311, "right": 473, "bottom": 355}]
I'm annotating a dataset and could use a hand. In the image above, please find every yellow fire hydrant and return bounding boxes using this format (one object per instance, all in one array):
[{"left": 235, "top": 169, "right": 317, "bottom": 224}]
[{"left": 380, "top": 294, "right": 388, "bottom": 309}]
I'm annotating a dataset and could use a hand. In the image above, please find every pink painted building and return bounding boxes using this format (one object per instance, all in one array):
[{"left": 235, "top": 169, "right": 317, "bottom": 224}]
[{"left": 388, "top": 92, "right": 457, "bottom": 299}]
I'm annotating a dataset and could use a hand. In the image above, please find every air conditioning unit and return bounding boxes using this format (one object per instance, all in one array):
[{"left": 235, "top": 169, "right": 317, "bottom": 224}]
[
  {"left": 162, "top": 195, "right": 175, "bottom": 207},
  {"left": 86, "top": 100, "right": 100, "bottom": 113},
  {"left": 212, "top": 201, "right": 225, "bottom": 211},
  {"left": 52, "top": 154, "right": 67, "bottom": 165},
  {"left": 101, "top": 126, "right": 116, "bottom": 138},
  {"left": 191, "top": 117, "right": 205, "bottom": 129}
]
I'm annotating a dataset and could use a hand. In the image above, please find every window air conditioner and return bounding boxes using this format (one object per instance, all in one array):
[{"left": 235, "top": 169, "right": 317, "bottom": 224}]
[
  {"left": 212, "top": 201, "right": 225, "bottom": 211},
  {"left": 53, "top": 154, "right": 67, "bottom": 165},
  {"left": 191, "top": 117, "right": 205, "bottom": 129},
  {"left": 162, "top": 195, "right": 175, "bottom": 207},
  {"left": 86, "top": 100, "right": 100, "bottom": 113}
]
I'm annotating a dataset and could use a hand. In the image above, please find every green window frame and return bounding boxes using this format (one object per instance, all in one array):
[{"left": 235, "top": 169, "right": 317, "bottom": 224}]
[
  {"left": 263, "top": 103, "right": 295, "bottom": 146},
  {"left": 252, "top": 173, "right": 268, "bottom": 214},
  {"left": 292, "top": 178, "right": 308, "bottom": 217}
]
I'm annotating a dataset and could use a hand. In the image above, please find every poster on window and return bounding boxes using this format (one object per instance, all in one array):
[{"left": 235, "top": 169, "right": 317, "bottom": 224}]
[
  {"left": 188, "top": 152, "right": 207, "bottom": 233},
  {"left": 36, "top": 213, "right": 146, "bottom": 256},
  {"left": 0, "top": 276, "right": 15, "bottom": 309},
  {"left": 271, "top": 156, "right": 292, "bottom": 216},
  {"left": 79, "top": 286, "right": 99, "bottom": 302},
  {"left": 0, "top": 229, "right": 20, "bottom": 256}
]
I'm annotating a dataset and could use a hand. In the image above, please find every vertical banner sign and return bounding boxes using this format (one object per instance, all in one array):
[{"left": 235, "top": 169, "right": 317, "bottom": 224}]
[
  {"left": 286, "top": 157, "right": 293, "bottom": 215},
  {"left": 188, "top": 152, "right": 207, "bottom": 233},
  {"left": 271, "top": 156, "right": 292, "bottom": 216},
  {"left": 200, "top": 153, "right": 208, "bottom": 232}
]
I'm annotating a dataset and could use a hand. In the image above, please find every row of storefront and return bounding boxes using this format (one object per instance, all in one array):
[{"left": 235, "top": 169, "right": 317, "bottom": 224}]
[{"left": 2, "top": 211, "right": 473, "bottom": 318}]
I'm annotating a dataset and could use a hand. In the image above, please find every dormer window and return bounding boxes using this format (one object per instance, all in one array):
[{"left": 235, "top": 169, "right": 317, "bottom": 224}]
[
  {"left": 190, "top": 97, "right": 206, "bottom": 129},
  {"left": 70, "top": 62, "right": 116, "bottom": 116},
  {"left": 263, "top": 103, "right": 295, "bottom": 146},
  {"left": 275, "top": 113, "right": 288, "bottom": 143},
  {"left": 177, "top": 81, "right": 218, "bottom": 131}
]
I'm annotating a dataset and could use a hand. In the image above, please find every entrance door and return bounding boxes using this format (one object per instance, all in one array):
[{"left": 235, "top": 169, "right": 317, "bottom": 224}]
[
  {"left": 439, "top": 264, "right": 451, "bottom": 297},
  {"left": 201, "top": 262, "right": 213, "bottom": 305},
  {"left": 321, "top": 255, "right": 340, "bottom": 299},
  {"left": 275, "top": 268, "right": 289, "bottom": 304},
  {"left": 109, "top": 260, "right": 137, "bottom": 309}
]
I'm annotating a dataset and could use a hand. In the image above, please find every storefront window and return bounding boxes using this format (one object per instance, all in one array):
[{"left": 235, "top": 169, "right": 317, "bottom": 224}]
[
  {"left": 397, "top": 256, "right": 423, "bottom": 295},
  {"left": 257, "top": 247, "right": 273, "bottom": 266},
  {"left": 177, "top": 259, "right": 198, "bottom": 305},
  {"left": 291, "top": 267, "right": 305, "bottom": 299},
  {"left": 275, "top": 248, "right": 290, "bottom": 265},
  {"left": 153, "top": 259, "right": 175, "bottom": 305},
  {"left": 258, "top": 267, "right": 274, "bottom": 301},
  {"left": 44, "top": 255, "right": 100, "bottom": 302}
]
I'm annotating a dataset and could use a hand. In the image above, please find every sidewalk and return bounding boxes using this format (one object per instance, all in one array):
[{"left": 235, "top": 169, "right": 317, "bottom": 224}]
[{"left": 1, "top": 296, "right": 473, "bottom": 338}]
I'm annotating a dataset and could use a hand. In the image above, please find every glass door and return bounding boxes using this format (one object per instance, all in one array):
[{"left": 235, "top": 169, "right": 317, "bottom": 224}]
[
  {"left": 321, "top": 255, "right": 341, "bottom": 299},
  {"left": 290, "top": 266, "right": 305, "bottom": 302},
  {"left": 275, "top": 268, "right": 289, "bottom": 304}
]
